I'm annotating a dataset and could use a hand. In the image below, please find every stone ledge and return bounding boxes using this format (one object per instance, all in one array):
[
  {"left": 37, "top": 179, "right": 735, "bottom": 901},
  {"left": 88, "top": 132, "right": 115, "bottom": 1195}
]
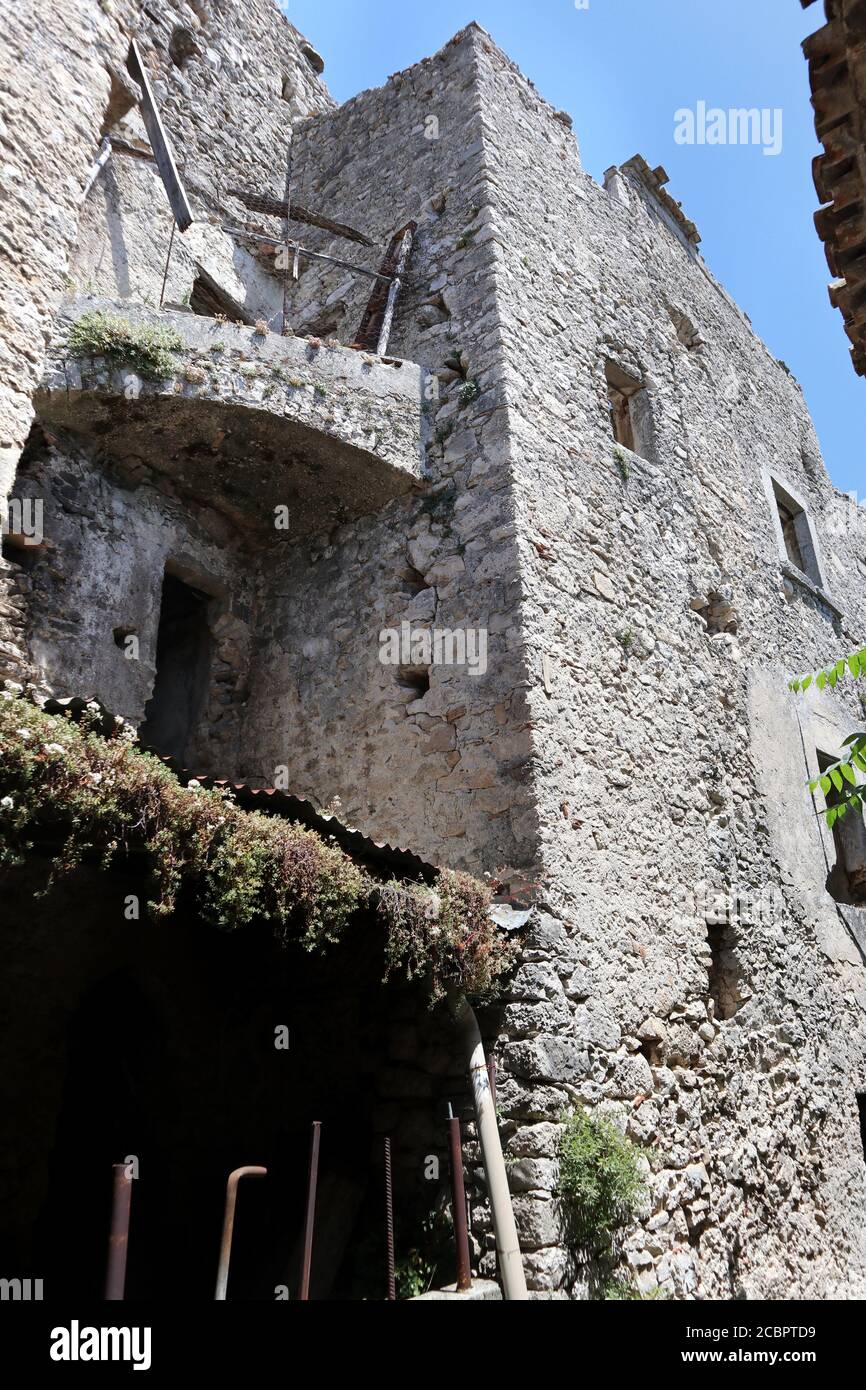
[{"left": 781, "top": 560, "right": 845, "bottom": 620}]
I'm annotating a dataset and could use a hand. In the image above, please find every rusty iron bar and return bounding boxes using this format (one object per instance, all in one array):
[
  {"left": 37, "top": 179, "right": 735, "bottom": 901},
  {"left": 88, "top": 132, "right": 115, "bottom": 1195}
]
[
  {"left": 159, "top": 219, "right": 176, "bottom": 310},
  {"left": 447, "top": 1105, "right": 472, "bottom": 1293},
  {"left": 298, "top": 1121, "right": 321, "bottom": 1301},
  {"left": 218, "top": 225, "right": 396, "bottom": 284},
  {"left": 281, "top": 142, "right": 294, "bottom": 337},
  {"left": 214, "top": 1165, "right": 267, "bottom": 1301},
  {"left": 384, "top": 1137, "right": 396, "bottom": 1301},
  {"left": 82, "top": 136, "right": 112, "bottom": 202},
  {"left": 487, "top": 1054, "right": 497, "bottom": 1109},
  {"left": 104, "top": 1163, "right": 133, "bottom": 1301},
  {"left": 375, "top": 225, "right": 415, "bottom": 357}
]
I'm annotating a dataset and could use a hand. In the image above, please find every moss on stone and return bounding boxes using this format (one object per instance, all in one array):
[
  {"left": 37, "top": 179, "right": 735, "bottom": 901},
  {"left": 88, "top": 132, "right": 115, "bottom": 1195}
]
[
  {"left": 0, "top": 691, "right": 514, "bottom": 1001},
  {"left": 66, "top": 310, "right": 183, "bottom": 380}
]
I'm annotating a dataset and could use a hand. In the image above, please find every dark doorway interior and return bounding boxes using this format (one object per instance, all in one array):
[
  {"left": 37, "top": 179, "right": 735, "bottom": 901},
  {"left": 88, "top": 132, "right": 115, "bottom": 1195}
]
[
  {"left": 857, "top": 1094, "right": 866, "bottom": 1165},
  {"left": 140, "top": 571, "right": 211, "bottom": 763},
  {"left": 0, "top": 858, "right": 465, "bottom": 1301}
]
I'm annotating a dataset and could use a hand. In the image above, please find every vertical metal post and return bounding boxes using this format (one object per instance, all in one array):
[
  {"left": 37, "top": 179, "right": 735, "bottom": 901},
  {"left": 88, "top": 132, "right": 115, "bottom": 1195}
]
[
  {"left": 281, "top": 136, "right": 294, "bottom": 335},
  {"left": 159, "top": 220, "right": 176, "bottom": 309},
  {"left": 298, "top": 1121, "right": 321, "bottom": 1301},
  {"left": 214, "top": 1165, "right": 267, "bottom": 1301},
  {"left": 384, "top": 1137, "right": 396, "bottom": 1301},
  {"left": 105, "top": 1163, "right": 132, "bottom": 1301},
  {"left": 447, "top": 1105, "right": 472, "bottom": 1292},
  {"left": 487, "top": 1054, "right": 498, "bottom": 1109}
]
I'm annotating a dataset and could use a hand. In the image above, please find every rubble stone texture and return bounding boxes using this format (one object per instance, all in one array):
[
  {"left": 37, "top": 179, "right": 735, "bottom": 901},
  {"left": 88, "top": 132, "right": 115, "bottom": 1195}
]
[{"left": 2, "top": 0, "right": 866, "bottom": 1298}]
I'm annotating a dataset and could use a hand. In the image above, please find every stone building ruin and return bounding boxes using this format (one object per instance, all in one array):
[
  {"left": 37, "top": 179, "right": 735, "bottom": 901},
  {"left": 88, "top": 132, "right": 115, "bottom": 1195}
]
[{"left": 1, "top": 0, "right": 866, "bottom": 1300}]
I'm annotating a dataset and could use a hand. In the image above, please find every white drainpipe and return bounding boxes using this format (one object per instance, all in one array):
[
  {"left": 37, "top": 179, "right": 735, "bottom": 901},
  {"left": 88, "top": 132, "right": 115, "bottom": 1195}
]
[{"left": 451, "top": 994, "right": 529, "bottom": 1300}]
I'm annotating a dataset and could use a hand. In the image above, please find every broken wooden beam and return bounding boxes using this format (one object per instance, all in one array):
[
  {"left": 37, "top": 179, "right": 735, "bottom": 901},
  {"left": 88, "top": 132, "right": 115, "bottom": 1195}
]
[
  {"left": 227, "top": 187, "right": 373, "bottom": 247},
  {"left": 126, "top": 39, "right": 194, "bottom": 232}
]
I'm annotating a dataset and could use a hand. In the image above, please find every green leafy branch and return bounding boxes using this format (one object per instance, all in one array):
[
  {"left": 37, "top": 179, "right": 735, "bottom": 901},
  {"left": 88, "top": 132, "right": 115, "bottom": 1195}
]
[
  {"left": 789, "top": 647, "right": 866, "bottom": 827},
  {"left": 788, "top": 646, "right": 866, "bottom": 694},
  {"left": 808, "top": 734, "right": 866, "bottom": 830}
]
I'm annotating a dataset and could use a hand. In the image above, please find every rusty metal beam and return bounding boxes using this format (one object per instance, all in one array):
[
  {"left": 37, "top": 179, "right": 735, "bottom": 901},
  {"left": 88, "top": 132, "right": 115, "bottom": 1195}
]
[
  {"left": 104, "top": 1163, "right": 133, "bottom": 1301},
  {"left": 298, "top": 1121, "right": 321, "bottom": 1300},
  {"left": 384, "top": 1137, "right": 396, "bottom": 1301},
  {"left": 214, "top": 1165, "right": 267, "bottom": 1301},
  {"left": 218, "top": 224, "right": 396, "bottom": 284},
  {"left": 447, "top": 1107, "right": 471, "bottom": 1293}
]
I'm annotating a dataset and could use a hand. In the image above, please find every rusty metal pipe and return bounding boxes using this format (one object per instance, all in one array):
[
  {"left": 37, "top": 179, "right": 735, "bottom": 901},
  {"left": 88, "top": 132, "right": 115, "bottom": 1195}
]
[
  {"left": 447, "top": 1107, "right": 472, "bottom": 1292},
  {"left": 214, "top": 1165, "right": 267, "bottom": 1301},
  {"left": 104, "top": 1163, "right": 133, "bottom": 1301},
  {"left": 384, "top": 1136, "right": 396, "bottom": 1301},
  {"left": 298, "top": 1121, "right": 321, "bottom": 1300}
]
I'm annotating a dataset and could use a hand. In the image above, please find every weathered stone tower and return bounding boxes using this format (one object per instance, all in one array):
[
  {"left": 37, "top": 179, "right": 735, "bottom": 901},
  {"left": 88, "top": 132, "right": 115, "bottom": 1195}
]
[{"left": 2, "top": 0, "right": 866, "bottom": 1298}]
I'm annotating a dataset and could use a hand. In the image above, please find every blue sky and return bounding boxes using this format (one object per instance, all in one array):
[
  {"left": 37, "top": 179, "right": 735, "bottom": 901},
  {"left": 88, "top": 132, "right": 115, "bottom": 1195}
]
[{"left": 286, "top": 0, "right": 864, "bottom": 498}]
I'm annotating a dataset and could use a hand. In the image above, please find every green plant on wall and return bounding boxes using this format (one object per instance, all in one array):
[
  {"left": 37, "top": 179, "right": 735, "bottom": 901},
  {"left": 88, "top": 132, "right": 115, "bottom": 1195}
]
[
  {"left": 789, "top": 647, "right": 866, "bottom": 827},
  {"left": 395, "top": 1247, "right": 436, "bottom": 1299},
  {"left": 613, "top": 446, "right": 630, "bottom": 483},
  {"left": 602, "top": 1275, "right": 666, "bottom": 1301},
  {"left": 556, "top": 1107, "right": 645, "bottom": 1291},
  {"left": 66, "top": 310, "right": 183, "bottom": 380},
  {"left": 0, "top": 690, "right": 517, "bottom": 1005}
]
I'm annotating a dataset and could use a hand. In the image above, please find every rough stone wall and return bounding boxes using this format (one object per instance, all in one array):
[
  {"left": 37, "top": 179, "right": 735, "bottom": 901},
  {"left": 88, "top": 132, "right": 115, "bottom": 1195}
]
[
  {"left": 10, "top": 427, "right": 256, "bottom": 772},
  {"left": 240, "top": 33, "right": 540, "bottom": 877},
  {"left": 0, "top": 0, "right": 139, "bottom": 683},
  {"left": 463, "top": 33, "right": 866, "bottom": 1296},
  {"left": 4, "top": 0, "right": 866, "bottom": 1301},
  {"left": 0, "top": 0, "right": 137, "bottom": 501},
  {"left": 71, "top": 0, "right": 333, "bottom": 318},
  {"left": 8, "top": 16, "right": 543, "bottom": 882}
]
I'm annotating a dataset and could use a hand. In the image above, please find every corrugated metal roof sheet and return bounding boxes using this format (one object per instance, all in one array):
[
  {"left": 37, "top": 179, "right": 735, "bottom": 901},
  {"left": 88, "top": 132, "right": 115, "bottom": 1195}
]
[{"left": 42, "top": 694, "right": 437, "bottom": 883}]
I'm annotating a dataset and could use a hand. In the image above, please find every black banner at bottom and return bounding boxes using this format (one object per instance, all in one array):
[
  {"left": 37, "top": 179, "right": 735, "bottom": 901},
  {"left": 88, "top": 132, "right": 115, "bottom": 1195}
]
[{"left": 0, "top": 1295, "right": 857, "bottom": 1376}]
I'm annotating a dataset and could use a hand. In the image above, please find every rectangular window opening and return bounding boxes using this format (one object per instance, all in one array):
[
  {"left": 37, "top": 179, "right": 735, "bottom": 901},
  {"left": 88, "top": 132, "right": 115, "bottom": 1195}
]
[
  {"left": 706, "top": 921, "right": 744, "bottom": 1020},
  {"left": 857, "top": 1093, "right": 866, "bottom": 1164},
  {"left": 771, "top": 478, "right": 823, "bottom": 587},
  {"left": 139, "top": 570, "right": 212, "bottom": 764},
  {"left": 605, "top": 360, "right": 651, "bottom": 460}
]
